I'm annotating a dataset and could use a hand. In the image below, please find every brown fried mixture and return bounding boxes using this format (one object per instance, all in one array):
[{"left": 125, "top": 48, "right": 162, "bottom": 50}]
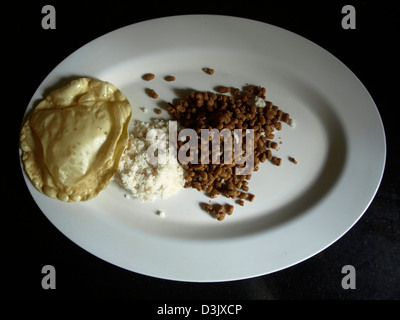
[
  {"left": 202, "top": 203, "right": 234, "bottom": 221},
  {"left": 202, "top": 67, "right": 215, "bottom": 75},
  {"left": 142, "top": 73, "right": 155, "bottom": 81},
  {"left": 166, "top": 85, "right": 291, "bottom": 220}
]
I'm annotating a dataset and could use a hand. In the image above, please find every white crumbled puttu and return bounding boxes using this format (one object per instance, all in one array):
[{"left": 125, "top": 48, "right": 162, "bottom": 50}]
[{"left": 115, "top": 119, "right": 185, "bottom": 202}]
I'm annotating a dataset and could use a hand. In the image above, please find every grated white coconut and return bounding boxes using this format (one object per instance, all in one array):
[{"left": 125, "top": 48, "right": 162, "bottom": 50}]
[{"left": 115, "top": 119, "right": 185, "bottom": 202}]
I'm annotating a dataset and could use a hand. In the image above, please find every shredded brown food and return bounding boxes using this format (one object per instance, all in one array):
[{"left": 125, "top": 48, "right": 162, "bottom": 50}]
[{"left": 166, "top": 85, "right": 290, "bottom": 220}]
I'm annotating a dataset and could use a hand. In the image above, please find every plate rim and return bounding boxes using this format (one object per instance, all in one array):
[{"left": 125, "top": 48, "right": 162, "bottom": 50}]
[{"left": 20, "top": 14, "right": 386, "bottom": 282}]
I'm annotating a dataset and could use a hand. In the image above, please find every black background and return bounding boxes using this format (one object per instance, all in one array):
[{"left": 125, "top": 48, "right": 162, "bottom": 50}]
[{"left": 5, "top": 0, "right": 399, "bottom": 300}]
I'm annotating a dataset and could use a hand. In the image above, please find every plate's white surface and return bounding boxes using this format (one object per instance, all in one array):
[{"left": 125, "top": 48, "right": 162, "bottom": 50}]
[{"left": 21, "top": 15, "right": 386, "bottom": 282}]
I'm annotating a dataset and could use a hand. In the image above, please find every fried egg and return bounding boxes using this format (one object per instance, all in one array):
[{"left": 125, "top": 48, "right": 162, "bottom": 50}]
[{"left": 20, "top": 78, "right": 132, "bottom": 202}]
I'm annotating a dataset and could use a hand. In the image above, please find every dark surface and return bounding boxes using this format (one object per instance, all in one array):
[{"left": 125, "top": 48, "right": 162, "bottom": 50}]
[{"left": 5, "top": 1, "right": 399, "bottom": 300}]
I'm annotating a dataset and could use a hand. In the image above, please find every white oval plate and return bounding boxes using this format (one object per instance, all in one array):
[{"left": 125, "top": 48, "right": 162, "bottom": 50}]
[{"left": 20, "top": 15, "right": 386, "bottom": 282}]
